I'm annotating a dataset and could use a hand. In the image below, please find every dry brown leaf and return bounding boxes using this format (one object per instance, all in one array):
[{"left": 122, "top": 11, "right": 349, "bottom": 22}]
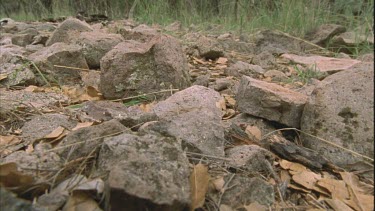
[
  {"left": 193, "top": 57, "right": 208, "bottom": 65},
  {"left": 86, "top": 86, "right": 102, "bottom": 98},
  {"left": 222, "top": 109, "right": 236, "bottom": 120},
  {"left": 190, "top": 163, "right": 210, "bottom": 210},
  {"left": 317, "top": 178, "right": 349, "bottom": 200},
  {"left": 25, "top": 144, "right": 34, "bottom": 154},
  {"left": 243, "top": 201, "right": 268, "bottom": 211},
  {"left": 279, "top": 159, "right": 308, "bottom": 174},
  {"left": 292, "top": 171, "right": 321, "bottom": 190},
  {"left": 216, "top": 57, "right": 228, "bottom": 64},
  {"left": 72, "top": 122, "right": 94, "bottom": 131},
  {"left": 62, "top": 191, "right": 101, "bottom": 211},
  {"left": 0, "top": 162, "right": 34, "bottom": 187},
  {"left": 139, "top": 102, "right": 155, "bottom": 112},
  {"left": 0, "top": 73, "right": 8, "bottom": 81},
  {"left": 280, "top": 169, "right": 291, "bottom": 183},
  {"left": 340, "top": 172, "right": 374, "bottom": 195},
  {"left": 288, "top": 183, "right": 311, "bottom": 193},
  {"left": 0, "top": 135, "right": 21, "bottom": 146},
  {"left": 223, "top": 95, "right": 236, "bottom": 107},
  {"left": 211, "top": 177, "right": 225, "bottom": 193},
  {"left": 245, "top": 125, "right": 262, "bottom": 141},
  {"left": 325, "top": 199, "right": 354, "bottom": 211},
  {"left": 44, "top": 126, "right": 65, "bottom": 139}
]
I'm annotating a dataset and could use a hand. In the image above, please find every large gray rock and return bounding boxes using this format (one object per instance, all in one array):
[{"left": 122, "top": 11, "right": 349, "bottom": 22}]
[
  {"left": 46, "top": 18, "right": 92, "bottom": 46},
  {"left": 236, "top": 76, "right": 308, "bottom": 127},
  {"left": 301, "top": 62, "right": 374, "bottom": 166},
  {"left": 29, "top": 42, "right": 89, "bottom": 85},
  {"left": 146, "top": 85, "right": 226, "bottom": 156},
  {"left": 56, "top": 119, "right": 128, "bottom": 161},
  {"left": 75, "top": 31, "right": 124, "bottom": 68},
  {"left": 220, "top": 176, "right": 274, "bottom": 207},
  {"left": 100, "top": 35, "right": 191, "bottom": 99},
  {"left": 98, "top": 132, "right": 190, "bottom": 211}
]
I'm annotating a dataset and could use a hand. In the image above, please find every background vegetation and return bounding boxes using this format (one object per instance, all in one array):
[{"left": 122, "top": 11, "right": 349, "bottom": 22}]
[{"left": 1, "top": 0, "right": 373, "bottom": 53}]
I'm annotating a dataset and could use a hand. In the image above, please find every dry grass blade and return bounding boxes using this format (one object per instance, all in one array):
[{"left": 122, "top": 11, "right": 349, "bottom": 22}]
[{"left": 190, "top": 163, "right": 210, "bottom": 210}]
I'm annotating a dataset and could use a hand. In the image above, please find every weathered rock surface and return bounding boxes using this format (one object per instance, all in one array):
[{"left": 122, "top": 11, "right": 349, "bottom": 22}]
[
  {"left": 119, "top": 24, "right": 159, "bottom": 42},
  {"left": 56, "top": 119, "right": 128, "bottom": 161},
  {"left": 46, "top": 18, "right": 92, "bottom": 46},
  {"left": 0, "top": 187, "right": 33, "bottom": 211},
  {"left": 75, "top": 31, "right": 124, "bottom": 68},
  {"left": 226, "top": 145, "right": 274, "bottom": 172},
  {"left": 225, "top": 61, "right": 265, "bottom": 78},
  {"left": 21, "top": 114, "right": 77, "bottom": 144},
  {"left": 145, "top": 85, "right": 226, "bottom": 156},
  {"left": 98, "top": 132, "right": 190, "bottom": 211},
  {"left": 305, "top": 24, "right": 346, "bottom": 46},
  {"left": 29, "top": 42, "right": 89, "bottom": 85},
  {"left": 301, "top": 62, "right": 374, "bottom": 166},
  {"left": 236, "top": 76, "right": 308, "bottom": 127},
  {"left": 184, "top": 33, "right": 224, "bottom": 59},
  {"left": 220, "top": 176, "right": 274, "bottom": 207},
  {"left": 100, "top": 35, "right": 191, "bottom": 99},
  {"left": 1, "top": 143, "right": 62, "bottom": 181}
]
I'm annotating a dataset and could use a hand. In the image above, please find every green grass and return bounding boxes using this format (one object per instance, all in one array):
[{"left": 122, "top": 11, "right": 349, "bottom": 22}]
[
  {"left": 1, "top": 0, "right": 373, "bottom": 54},
  {"left": 286, "top": 64, "right": 325, "bottom": 85}
]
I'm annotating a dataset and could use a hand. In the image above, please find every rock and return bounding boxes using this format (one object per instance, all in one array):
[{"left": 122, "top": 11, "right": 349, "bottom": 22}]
[
  {"left": 263, "top": 70, "right": 287, "bottom": 81},
  {"left": 11, "top": 33, "right": 34, "bottom": 47},
  {"left": 100, "top": 35, "right": 191, "bottom": 99},
  {"left": 97, "top": 132, "right": 190, "bottom": 211},
  {"left": 75, "top": 31, "right": 124, "bottom": 68},
  {"left": 252, "top": 51, "right": 277, "bottom": 69},
  {"left": 301, "top": 62, "right": 374, "bottom": 166},
  {"left": 220, "top": 176, "right": 274, "bottom": 207},
  {"left": 21, "top": 114, "right": 77, "bottom": 144},
  {"left": 357, "top": 53, "right": 374, "bottom": 62},
  {"left": 31, "top": 34, "right": 50, "bottom": 46},
  {"left": 217, "top": 33, "right": 232, "bottom": 40},
  {"left": 225, "top": 61, "right": 265, "bottom": 78},
  {"left": 0, "top": 45, "right": 36, "bottom": 87},
  {"left": 119, "top": 24, "right": 159, "bottom": 42},
  {"left": 56, "top": 119, "right": 128, "bottom": 161},
  {"left": 213, "top": 77, "right": 232, "bottom": 91},
  {"left": 0, "top": 187, "right": 33, "bottom": 211},
  {"left": 145, "top": 85, "right": 225, "bottom": 156},
  {"left": 192, "top": 74, "right": 210, "bottom": 87},
  {"left": 305, "top": 24, "right": 346, "bottom": 46},
  {"left": 226, "top": 145, "right": 274, "bottom": 172},
  {"left": 25, "top": 44, "right": 44, "bottom": 54},
  {"left": 196, "top": 35, "right": 224, "bottom": 59},
  {"left": 1, "top": 143, "right": 62, "bottom": 181},
  {"left": 29, "top": 42, "right": 89, "bottom": 85},
  {"left": 330, "top": 31, "right": 374, "bottom": 54},
  {"left": 46, "top": 18, "right": 92, "bottom": 46},
  {"left": 236, "top": 76, "right": 308, "bottom": 128},
  {"left": 79, "top": 101, "right": 157, "bottom": 128}
]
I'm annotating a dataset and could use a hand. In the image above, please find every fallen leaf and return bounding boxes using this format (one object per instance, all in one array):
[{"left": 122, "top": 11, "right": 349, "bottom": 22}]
[
  {"left": 216, "top": 57, "right": 228, "bottom": 64},
  {"left": 288, "top": 183, "right": 311, "bottom": 193},
  {"left": 211, "top": 177, "right": 225, "bottom": 193},
  {"left": 0, "top": 73, "right": 8, "bottom": 81},
  {"left": 25, "top": 144, "right": 34, "bottom": 154},
  {"left": 317, "top": 178, "right": 349, "bottom": 200},
  {"left": 86, "top": 86, "right": 102, "bottom": 98},
  {"left": 0, "top": 135, "right": 21, "bottom": 146},
  {"left": 222, "top": 109, "right": 236, "bottom": 120},
  {"left": 190, "top": 163, "right": 210, "bottom": 210},
  {"left": 325, "top": 199, "right": 354, "bottom": 211},
  {"left": 292, "top": 171, "right": 321, "bottom": 190},
  {"left": 139, "top": 102, "right": 155, "bottom": 112},
  {"left": 243, "top": 201, "right": 268, "bottom": 211},
  {"left": 44, "top": 126, "right": 65, "bottom": 139},
  {"left": 245, "top": 125, "right": 262, "bottom": 141},
  {"left": 72, "top": 122, "right": 94, "bottom": 131},
  {"left": 0, "top": 162, "right": 34, "bottom": 187},
  {"left": 340, "top": 172, "right": 374, "bottom": 195},
  {"left": 223, "top": 95, "right": 236, "bottom": 107},
  {"left": 279, "top": 160, "right": 308, "bottom": 173},
  {"left": 62, "top": 191, "right": 101, "bottom": 211}
]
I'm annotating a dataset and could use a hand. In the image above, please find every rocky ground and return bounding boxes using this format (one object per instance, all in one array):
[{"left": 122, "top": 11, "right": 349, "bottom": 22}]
[{"left": 0, "top": 17, "right": 374, "bottom": 211}]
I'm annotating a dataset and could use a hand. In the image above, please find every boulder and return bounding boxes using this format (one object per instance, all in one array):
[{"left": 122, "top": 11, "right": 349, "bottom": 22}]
[
  {"left": 305, "top": 24, "right": 346, "bottom": 46},
  {"left": 98, "top": 132, "right": 190, "bottom": 211},
  {"left": 301, "top": 62, "right": 374, "bottom": 166},
  {"left": 75, "top": 31, "right": 124, "bottom": 68},
  {"left": 236, "top": 76, "right": 308, "bottom": 128},
  {"left": 100, "top": 35, "right": 191, "bottom": 99},
  {"left": 29, "top": 42, "right": 89, "bottom": 85},
  {"left": 46, "top": 18, "right": 92, "bottom": 46},
  {"left": 144, "top": 85, "right": 226, "bottom": 156}
]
